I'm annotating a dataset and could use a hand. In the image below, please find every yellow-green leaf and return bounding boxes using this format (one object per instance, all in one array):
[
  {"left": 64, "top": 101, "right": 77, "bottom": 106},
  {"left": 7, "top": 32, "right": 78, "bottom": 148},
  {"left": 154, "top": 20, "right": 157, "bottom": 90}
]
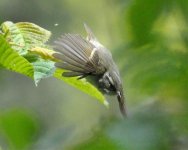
[
  {"left": 0, "top": 35, "right": 34, "bottom": 77},
  {"left": 29, "top": 47, "right": 58, "bottom": 61},
  {"left": 32, "top": 60, "right": 55, "bottom": 85},
  {"left": 54, "top": 69, "right": 108, "bottom": 107},
  {"left": 1, "top": 21, "right": 51, "bottom": 55}
]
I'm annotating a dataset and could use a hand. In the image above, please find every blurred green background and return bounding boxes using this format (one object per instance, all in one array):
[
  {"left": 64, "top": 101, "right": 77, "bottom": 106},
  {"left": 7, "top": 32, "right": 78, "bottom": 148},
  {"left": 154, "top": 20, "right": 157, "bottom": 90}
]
[{"left": 0, "top": 0, "right": 188, "bottom": 149}]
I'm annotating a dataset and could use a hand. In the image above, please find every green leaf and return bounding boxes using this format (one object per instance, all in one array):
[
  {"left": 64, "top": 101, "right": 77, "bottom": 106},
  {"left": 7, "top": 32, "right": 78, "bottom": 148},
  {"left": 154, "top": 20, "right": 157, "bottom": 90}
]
[
  {"left": 54, "top": 69, "right": 108, "bottom": 107},
  {"left": 29, "top": 47, "right": 58, "bottom": 61},
  {"left": 22, "top": 52, "right": 55, "bottom": 85},
  {"left": 0, "top": 35, "right": 54, "bottom": 84},
  {"left": 0, "top": 21, "right": 55, "bottom": 84},
  {"left": 32, "top": 60, "right": 55, "bottom": 85},
  {"left": 74, "top": 131, "right": 120, "bottom": 150},
  {"left": 0, "top": 35, "right": 34, "bottom": 77},
  {"left": 127, "top": 0, "right": 164, "bottom": 45},
  {"left": 0, "top": 109, "right": 39, "bottom": 150},
  {"left": 1, "top": 21, "right": 51, "bottom": 55}
]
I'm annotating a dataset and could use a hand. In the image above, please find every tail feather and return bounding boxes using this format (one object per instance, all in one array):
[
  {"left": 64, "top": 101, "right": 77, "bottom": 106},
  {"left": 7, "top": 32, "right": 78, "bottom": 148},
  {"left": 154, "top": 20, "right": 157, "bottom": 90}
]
[{"left": 117, "top": 90, "right": 127, "bottom": 118}]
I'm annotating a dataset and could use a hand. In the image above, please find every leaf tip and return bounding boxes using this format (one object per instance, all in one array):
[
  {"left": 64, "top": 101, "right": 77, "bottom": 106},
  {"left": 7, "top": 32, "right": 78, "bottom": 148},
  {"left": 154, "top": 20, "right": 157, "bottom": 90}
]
[{"left": 34, "top": 80, "right": 39, "bottom": 87}]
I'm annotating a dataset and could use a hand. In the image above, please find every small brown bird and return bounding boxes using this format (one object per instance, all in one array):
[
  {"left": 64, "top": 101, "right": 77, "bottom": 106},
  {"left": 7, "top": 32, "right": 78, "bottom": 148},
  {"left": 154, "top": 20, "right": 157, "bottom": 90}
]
[{"left": 53, "top": 24, "right": 127, "bottom": 117}]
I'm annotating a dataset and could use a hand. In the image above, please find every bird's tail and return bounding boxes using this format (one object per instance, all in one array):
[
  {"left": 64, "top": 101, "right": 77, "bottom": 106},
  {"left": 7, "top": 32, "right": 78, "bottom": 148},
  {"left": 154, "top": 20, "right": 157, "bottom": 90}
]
[{"left": 117, "top": 89, "right": 127, "bottom": 118}]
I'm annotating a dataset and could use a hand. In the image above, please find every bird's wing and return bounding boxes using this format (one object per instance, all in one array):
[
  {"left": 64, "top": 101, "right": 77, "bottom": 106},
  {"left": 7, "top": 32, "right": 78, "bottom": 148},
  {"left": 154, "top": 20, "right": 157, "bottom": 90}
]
[
  {"left": 53, "top": 34, "right": 104, "bottom": 77},
  {"left": 84, "top": 23, "right": 98, "bottom": 42},
  {"left": 84, "top": 23, "right": 104, "bottom": 48}
]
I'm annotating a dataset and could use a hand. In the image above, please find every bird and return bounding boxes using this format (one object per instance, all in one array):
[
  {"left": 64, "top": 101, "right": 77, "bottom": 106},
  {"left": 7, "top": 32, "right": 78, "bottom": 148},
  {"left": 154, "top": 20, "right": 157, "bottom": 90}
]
[{"left": 52, "top": 24, "right": 127, "bottom": 117}]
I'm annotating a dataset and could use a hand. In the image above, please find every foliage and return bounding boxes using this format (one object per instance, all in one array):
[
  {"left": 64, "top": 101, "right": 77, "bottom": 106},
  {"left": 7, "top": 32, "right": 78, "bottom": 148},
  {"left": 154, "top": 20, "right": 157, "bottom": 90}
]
[
  {"left": 74, "top": 131, "right": 120, "bottom": 150},
  {"left": 0, "top": 35, "right": 34, "bottom": 78},
  {"left": 0, "top": 109, "right": 39, "bottom": 150},
  {"left": 0, "top": 21, "right": 54, "bottom": 85},
  {"left": 0, "top": 21, "right": 106, "bottom": 104}
]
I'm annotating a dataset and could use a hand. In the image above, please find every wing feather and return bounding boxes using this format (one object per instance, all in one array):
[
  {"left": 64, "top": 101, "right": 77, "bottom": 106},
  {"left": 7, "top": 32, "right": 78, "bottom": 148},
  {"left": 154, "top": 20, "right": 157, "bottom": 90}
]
[
  {"left": 55, "top": 62, "right": 86, "bottom": 73},
  {"left": 53, "top": 34, "right": 100, "bottom": 77},
  {"left": 62, "top": 71, "right": 84, "bottom": 77},
  {"left": 53, "top": 53, "right": 93, "bottom": 71},
  {"left": 64, "top": 34, "right": 90, "bottom": 60}
]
